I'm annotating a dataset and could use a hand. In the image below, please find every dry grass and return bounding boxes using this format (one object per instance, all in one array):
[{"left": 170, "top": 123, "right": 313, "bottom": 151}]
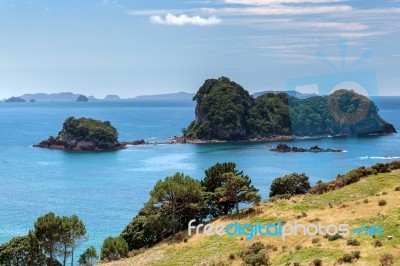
[{"left": 100, "top": 170, "right": 400, "bottom": 266}]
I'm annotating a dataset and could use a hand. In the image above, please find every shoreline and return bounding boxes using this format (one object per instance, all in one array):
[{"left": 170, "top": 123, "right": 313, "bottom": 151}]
[{"left": 34, "top": 132, "right": 397, "bottom": 151}]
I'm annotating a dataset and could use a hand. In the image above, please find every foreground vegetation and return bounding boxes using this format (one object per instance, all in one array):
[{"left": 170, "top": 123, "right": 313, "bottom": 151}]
[
  {"left": 2, "top": 161, "right": 399, "bottom": 265},
  {"left": 101, "top": 161, "right": 400, "bottom": 266},
  {"left": 183, "top": 77, "right": 396, "bottom": 140},
  {"left": 0, "top": 213, "right": 88, "bottom": 266}
]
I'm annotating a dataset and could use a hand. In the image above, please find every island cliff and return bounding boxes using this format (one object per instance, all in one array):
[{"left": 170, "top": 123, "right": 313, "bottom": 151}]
[
  {"left": 182, "top": 77, "right": 396, "bottom": 141},
  {"left": 34, "top": 117, "right": 125, "bottom": 151}
]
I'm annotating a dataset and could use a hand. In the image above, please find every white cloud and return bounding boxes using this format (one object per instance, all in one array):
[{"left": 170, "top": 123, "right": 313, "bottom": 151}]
[
  {"left": 150, "top": 13, "right": 221, "bottom": 26},
  {"left": 213, "top": 5, "right": 352, "bottom": 15}
]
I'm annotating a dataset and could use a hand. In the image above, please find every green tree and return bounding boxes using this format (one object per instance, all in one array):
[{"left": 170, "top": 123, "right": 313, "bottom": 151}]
[
  {"left": 120, "top": 211, "right": 165, "bottom": 251},
  {"left": 0, "top": 232, "right": 46, "bottom": 266},
  {"left": 78, "top": 246, "right": 98, "bottom": 266},
  {"left": 149, "top": 172, "right": 206, "bottom": 234},
  {"left": 269, "top": 173, "right": 311, "bottom": 197},
  {"left": 202, "top": 162, "right": 255, "bottom": 216},
  {"left": 34, "top": 213, "right": 63, "bottom": 266},
  {"left": 100, "top": 237, "right": 128, "bottom": 262},
  {"left": 59, "top": 215, "right": 87, "bottom": 266},
  {"left": 215, "top": 173, "right": 260, "bottom": 214}
]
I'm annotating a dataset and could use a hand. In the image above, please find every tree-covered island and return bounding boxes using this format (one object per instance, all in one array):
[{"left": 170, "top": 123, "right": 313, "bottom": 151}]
[
  {"left": 180, "top": 77, "right": 396, "bottom": 142},
  {"left": 34, "top": 117, "right": 131, "bottom": 151}
]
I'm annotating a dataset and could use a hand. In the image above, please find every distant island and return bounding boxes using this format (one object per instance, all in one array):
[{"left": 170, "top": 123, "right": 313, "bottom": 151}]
[
  {"left": 253, "top": 90, "right": 318, "bottom": 99},
  {"left": 34, "top": 117, "right": 125, "bottom": 151},
  {"left": 5, "top": 96, "right": 26, "bottom": 103},
  {"left": 180, "top": 77, "right": 396, "bottom": 142},
  {"left": 104, "top": 95, "right": 121, "bottom": 100},
  {"left": 134, "top": 92, "right": 195, "bottom": 100},
  {"left": 76, "top": 95, "right": 89, "bottom": 102},
  {"left": 18, "top": 92, "right": 97, "bottom": 102}
]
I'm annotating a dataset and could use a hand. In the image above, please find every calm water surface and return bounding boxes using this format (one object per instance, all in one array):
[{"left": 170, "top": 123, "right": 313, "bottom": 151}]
[{"left": 1, "top": 97, "right": 399, "bottom": 256}]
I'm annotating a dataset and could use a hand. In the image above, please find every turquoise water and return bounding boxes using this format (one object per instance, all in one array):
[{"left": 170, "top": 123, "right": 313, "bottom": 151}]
[{"left": 1, "top": 98, "right": 399, "bottom": 257}]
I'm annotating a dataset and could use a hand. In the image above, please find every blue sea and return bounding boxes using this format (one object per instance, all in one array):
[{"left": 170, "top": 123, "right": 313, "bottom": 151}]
[{"left": 1, "top": 97, "right": 399, "bottom": 258}]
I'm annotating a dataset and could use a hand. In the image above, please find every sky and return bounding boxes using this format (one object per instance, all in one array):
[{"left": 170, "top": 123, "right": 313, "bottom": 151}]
[{"left": 0, "top": 0, "right": 399, "bottom": 99}]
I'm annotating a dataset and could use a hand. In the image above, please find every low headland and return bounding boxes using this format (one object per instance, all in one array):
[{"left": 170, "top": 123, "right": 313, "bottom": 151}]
[{"left": 181, "top": 77, "right": 396, "bottom": 143}]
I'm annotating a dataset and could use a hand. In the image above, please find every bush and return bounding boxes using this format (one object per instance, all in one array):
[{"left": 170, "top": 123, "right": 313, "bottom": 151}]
[
  {"left": 380, "top": 253, "right": 394, "bottom": 266},
  {"left": 326, "top": 233, "right": 342, "bottom": 241},
  {"left": 269, "top": 173, "right": 311, "bottom": 197},
  {"left": 239, "top": 242, "right": 269, "bottom": 266},
  {"left": 100, "top": 236, "right": 129, "bottom": 261},
  {"left": 309, "top": 165, "right": 377, "bottom": 194},
  {"left": 341, "top": 251, "right": 360, "bottom": 263},
  {"left": 352, "top": 251, "right": 361, "bottom": 259},
  {"left": 372, "top": 163, "right": 390, "bottom": 173},
  {"left": 378, "top": 200, "right": 387, "bottom": 206},
  {"left": 313, "top": 258, "right": 322, "bottom": 266},
  {"left": 312, "top": 238, "right": 320, "bottom": 244},
  {"left": 347, "top": 238, "right": 360, "bottom": 246},
  {"left": 374, "top": 240, "right": 383, "bottom": 247},
  {"left": 342, "top": 253, "right": 353, "bottom": 263}
]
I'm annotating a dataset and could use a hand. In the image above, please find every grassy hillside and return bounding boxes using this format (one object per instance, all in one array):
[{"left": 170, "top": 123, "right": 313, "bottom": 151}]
[{"left": 101, "top": 170, "right": 400, "bottom": 266}]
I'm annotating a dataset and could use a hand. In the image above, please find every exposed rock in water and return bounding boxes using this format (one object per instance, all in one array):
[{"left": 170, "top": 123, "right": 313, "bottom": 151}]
[
  {"left": 34, "top": 136, "right": 126, "bottom": 151},
  {"left": 271, "top": 144, "right": 343, "bottom": 153}
]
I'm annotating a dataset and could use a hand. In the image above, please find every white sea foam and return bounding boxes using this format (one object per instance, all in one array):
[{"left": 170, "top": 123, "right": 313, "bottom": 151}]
[{"left": 358, "top": 156, "right": 400, "bottom": 160}]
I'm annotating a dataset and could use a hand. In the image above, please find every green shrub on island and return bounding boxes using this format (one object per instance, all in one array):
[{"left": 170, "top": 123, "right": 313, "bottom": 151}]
[
  {"left": 183, "top": 77, "right": 396, "bottom": 140},
  {"left": 269, "top": 173, "right": 311, "bottom": 197},
  {"left": 35, "top": 117, "right": 122, "bottom": 151},
  {"left": 183, "top": 77, "right": 253, "bottom": 140},
  {"left": 60, "top": 117, "right": 118, "bottom": 144},
  {"left": 100, "top": 236, "right": 128, "bottom": 262}
]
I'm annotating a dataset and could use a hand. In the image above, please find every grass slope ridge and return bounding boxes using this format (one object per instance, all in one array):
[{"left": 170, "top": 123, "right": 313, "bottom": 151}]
[{"left": 102, "top": 170, "right": 400, "bottom": 266}]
